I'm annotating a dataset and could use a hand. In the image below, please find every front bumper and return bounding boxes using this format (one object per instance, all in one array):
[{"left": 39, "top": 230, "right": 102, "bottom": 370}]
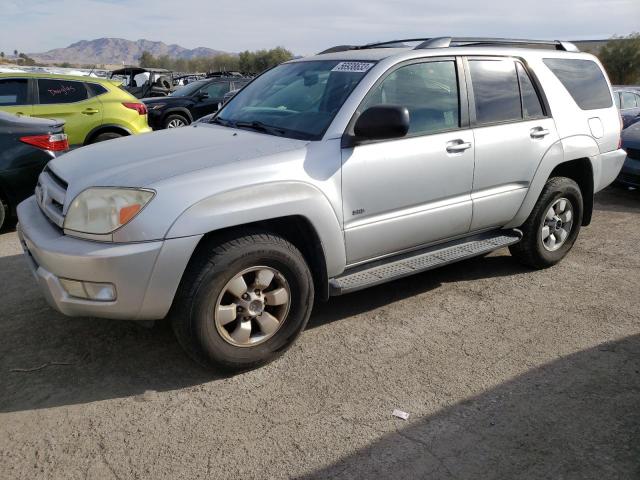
[
  {"left": 17, "top": 196, "right": 201, "bottom": 320},
  {"left": 617, "top": 154, "right": 640, "bottom": 187}
]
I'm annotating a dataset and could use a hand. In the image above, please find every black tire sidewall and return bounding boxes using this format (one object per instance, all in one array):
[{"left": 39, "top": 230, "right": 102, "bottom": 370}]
[
  {"left": 533, "top": 180, "right": 583, "bottom": 265},
  {"left": 189, "top": 240, "right": 313, "bottom": 368},
  {"left": 0, "top": 199, "right": 5, "bottom": 231}
]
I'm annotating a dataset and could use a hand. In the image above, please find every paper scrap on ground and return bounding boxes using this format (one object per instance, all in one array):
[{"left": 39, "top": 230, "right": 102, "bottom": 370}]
[{"left": 392, "top": 409, "right": 410, "bottom": 420}]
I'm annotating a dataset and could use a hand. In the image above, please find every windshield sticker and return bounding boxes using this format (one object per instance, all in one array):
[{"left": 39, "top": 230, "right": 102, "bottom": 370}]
[{"left": 331, "top": 62, "right": 375, "bottom": 73}]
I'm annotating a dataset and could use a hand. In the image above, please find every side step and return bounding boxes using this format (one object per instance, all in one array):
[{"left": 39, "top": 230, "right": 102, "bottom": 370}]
[{"left": 329, "top": 230, "right": 522, "bottom": 296}]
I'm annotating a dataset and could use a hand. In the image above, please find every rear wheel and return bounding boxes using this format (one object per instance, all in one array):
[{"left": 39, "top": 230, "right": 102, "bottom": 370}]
[
  {"left": 510, "top": 176, "right": 583, "bottom": 268},
  {"left": 91, "top": 132, "right": 123, "bottom": 143},
  {"left": 164, "top": 114, "right": 189, "bottom": 129},
  {"left": 170, "top": 231, "right": 314, "bottom": 371},
  {"left": 0, "top": 197, "right": 6, "bottom": 232}
]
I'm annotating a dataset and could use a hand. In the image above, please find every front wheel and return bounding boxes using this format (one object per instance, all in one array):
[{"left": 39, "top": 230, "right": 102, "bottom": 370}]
[
  {"left": 510, "top": 176, "right": 583, "bottom": 269},
  {"left": 170, "top": 231, "right": 314, "bottom": 371},
  {"left": 164, "top": 114, "right": 189, "bottom": 129}
]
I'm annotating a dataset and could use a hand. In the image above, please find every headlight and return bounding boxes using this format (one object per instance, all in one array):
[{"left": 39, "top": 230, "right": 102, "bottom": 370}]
[
  {"left": 64, "top": 188, "right": 155, "bottom": 235},
  {"left": 148, "top": 103, "right": 166, "bottom": 110}
]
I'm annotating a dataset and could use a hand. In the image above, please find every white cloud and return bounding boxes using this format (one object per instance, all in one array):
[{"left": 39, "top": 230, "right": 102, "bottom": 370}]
[{"left": 1, "top": 0, "right": 638, "bottom": 55}]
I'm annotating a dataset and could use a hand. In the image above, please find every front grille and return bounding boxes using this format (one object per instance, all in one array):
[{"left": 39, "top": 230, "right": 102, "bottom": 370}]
[
  {"left": 626, "top": 147, "right": 640, "bottom": 160},
  {"left": 36, "top": 167, "right": 68, "bottom": 228}
]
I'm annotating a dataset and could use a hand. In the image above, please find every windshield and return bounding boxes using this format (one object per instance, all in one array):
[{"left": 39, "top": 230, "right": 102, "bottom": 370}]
[
  {"left": 170, "top": 79, "right": 208, "bottom": 97},
  {"left": 215, "top": 60, "right": 375, "bottom": 140}
]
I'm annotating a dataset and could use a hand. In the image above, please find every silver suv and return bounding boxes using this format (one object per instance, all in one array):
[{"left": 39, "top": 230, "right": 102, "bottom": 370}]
[{"left": 17, "top": 37, "right": 626, "bottom": 370}]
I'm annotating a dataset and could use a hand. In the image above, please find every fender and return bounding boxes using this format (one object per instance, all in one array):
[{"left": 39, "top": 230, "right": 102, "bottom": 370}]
[
  {"left": 505, "top": 135, "right": 599, "bottom": 228},
  {"left": 166, "top": 181, "right": 347, "bottom": 277},
  {"left": 162, "top": 107, "right": 194, "bottom": 123},
  {"left": 84, "top": 124, "right": 131, "bottom": 145}
]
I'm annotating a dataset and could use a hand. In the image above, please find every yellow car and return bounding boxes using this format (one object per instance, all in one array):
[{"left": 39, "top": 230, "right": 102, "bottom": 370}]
[{"left": 0, "top": 73, "right": 151, "bottom": 146}]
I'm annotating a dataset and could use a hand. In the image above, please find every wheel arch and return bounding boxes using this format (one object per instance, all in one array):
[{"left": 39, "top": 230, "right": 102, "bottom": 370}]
[
  {"left": 162, "top": 108, "right": 193, "bottom": 125},
  {"left": 84, "top": 124, "right": 132, "bottom": 145}
]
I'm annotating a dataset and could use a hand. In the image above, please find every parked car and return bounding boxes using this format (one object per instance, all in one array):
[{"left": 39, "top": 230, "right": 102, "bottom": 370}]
[
  {"left": 143, "top": 76, "right": 251, "bottom": 129},
  {"left": 613, "top": 87, "right": 640, "bottom": 129},
  {"left": 17, "top": 37, "right": 625, "bottom": 371},
  {"left": 617, "top": 120, "right": 640, "bottom": 187},
  {"left": 0, "top": 111, "right": 68, "bottom": 230},
  {"left": 110, "top": 67, "right": 174, "bottom": 98},
  {"left": 0, "top": 73, "right": 151, "bottom": 147}
]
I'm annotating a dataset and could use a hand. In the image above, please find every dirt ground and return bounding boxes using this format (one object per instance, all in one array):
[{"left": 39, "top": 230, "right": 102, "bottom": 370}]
[{"left": 0, "top": 186, "right": 639, "bottom": 480}]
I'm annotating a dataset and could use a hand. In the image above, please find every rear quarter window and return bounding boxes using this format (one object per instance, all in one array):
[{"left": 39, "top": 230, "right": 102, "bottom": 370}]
[
  {"left": 86, "top": 83, "right": 108, "bottom": 97},
  {"left": 543, "top": 58, "right": 612, "bottom": 110},
  {"left": 38, "top": 79, "right": 89, "bottom": 104}
]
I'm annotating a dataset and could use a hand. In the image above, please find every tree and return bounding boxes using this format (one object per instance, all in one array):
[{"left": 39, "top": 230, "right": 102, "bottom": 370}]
[
  {"left": 138, "top": 51, "right": 155, "bottom": 68},
  {"left": 598, "top": 33, "right": 640, "bottom": 85},
  {"left": 13, "top": 49, "right": 17, "bottom": 57},
  {"left": 0, "top": 52, "right": 4, "bottom": 59}
]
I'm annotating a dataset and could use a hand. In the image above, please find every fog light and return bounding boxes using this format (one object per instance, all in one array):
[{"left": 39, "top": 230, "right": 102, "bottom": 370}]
[{"left": 59, "top": 278, "right": 116, "bottom": 301}]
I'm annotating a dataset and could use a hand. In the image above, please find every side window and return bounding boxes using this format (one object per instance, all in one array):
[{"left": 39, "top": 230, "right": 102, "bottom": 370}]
[
  {"left": 0, "top": 78, "right": 29, "bottom": 106},
  {"left": 621, "top": 92, "right": 637, "bottom": 109},
  {"left": 469, "top": 59, "right": 521, "bottom": 125},
  {"left": 37, "top": 79, "right": 89, "bottom": 104},
  {"left": 614, "top": 92, "right": 621, "bottom": 109},
  {"left": 362, "top": 61, "right": 460, "bottom": 135},
  {"left": 516, "top": 63, "right": 544, "bottom": 119},
  {"left": 543, "top": 58, "right": 612, "bottom": 110},
  {"left": 86, "top": 83, "right": 108, "bottom": 97},
  {"left": 202, "top": 82, "right": 230, "bottom": 98}
]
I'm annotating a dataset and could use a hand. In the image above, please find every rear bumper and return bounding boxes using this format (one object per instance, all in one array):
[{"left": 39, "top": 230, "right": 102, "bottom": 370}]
[
  {"left": 17, "top": 196, "right": 201, "bottom": 320},
  {"left": 594, "top": 149, "right": 627, "bottom": 192}
]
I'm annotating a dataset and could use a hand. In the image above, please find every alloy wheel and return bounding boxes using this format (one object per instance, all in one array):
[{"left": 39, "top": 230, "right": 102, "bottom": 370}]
[{"left": 541, "top": 197, "right": 574, "bottom": 251}]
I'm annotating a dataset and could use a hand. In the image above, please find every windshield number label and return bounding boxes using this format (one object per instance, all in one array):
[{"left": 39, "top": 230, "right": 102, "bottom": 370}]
[{"left": 332, "top": 62, "right": 375, "bottom": 73}]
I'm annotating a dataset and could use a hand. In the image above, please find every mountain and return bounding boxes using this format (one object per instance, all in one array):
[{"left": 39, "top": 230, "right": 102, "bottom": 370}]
[{"left": 29, "top": 38, "right": 229, "bottom": 65}]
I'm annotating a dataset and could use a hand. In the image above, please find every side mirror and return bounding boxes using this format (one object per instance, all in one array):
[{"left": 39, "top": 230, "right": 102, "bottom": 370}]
[
  {"left": 349, "top": 105, "right": 410, "bottom": 145},
  {"left": 197, "top": 91, "right": 209, "bottom": 100}
]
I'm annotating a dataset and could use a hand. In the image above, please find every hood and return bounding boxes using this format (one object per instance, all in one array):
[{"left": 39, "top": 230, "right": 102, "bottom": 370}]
[
  {"left": 49, "top": 124, "right": 308, "bottom": 200},
  {"left": 622, "top": 121, "right": 640, "bottom": 150}
]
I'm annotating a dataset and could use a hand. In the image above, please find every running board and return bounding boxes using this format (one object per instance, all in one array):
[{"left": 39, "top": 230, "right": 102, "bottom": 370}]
[{"left": 329, "top": 230, "right": 522, "bottom": 296}]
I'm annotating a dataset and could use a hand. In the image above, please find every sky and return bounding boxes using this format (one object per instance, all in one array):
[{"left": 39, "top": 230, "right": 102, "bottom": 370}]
[{"left": 2, "top": 0, "right": 639, "bottom": 56}]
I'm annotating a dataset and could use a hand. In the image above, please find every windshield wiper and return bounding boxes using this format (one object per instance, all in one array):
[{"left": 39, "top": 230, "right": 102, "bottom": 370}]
[
  {"left": 232, "top": 120, "right": 287, "bottom": 136},
  {"left": 210, "top": 117, "right": 231, "bottom": 126}
]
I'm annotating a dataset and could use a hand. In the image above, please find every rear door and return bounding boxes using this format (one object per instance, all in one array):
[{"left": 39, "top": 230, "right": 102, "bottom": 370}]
[
  {"left": 464, "top": 57, "right": 558, "bottom": 231},
  {"left": 620, "top": 91, "right": 640, "bottom": 128},
  {"left": 0, "top": 78, "right": 33, "bottom": 116},
  {"left": 33, "top": 78, "right": 103, "bottom": 146}
]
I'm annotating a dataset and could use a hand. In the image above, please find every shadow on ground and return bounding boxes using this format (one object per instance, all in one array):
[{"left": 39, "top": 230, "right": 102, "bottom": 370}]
[{"left": 300, "top": 334, "right": 640, "bottom": 480}]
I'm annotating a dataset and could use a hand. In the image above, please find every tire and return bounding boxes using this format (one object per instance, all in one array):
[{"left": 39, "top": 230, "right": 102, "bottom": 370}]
[
  {"left": 0, "top": 198, "right": 6, "bottom": 232},
  {"left": 170, "top": 231, "right": 314, "bottom": 371},
  {"left": 509, "top": 176, "right": 583, "bottom": 269},
  {"left": 91, "top": 132, "right": 123, "bottom": 143},
  {"left": 163, "top": 114, "right": 189, "bottom": 129}
]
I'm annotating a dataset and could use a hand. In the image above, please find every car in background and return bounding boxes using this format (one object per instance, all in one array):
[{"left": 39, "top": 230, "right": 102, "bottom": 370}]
[
  {"left": 0, "top": 111, "right": 68, "bottom": 230},
  {"left": 143, "top": 76, "right": 251, "bottom": 129},
  {"left": 110, "top": 67, "right": 174, "bottom": 98},
  {"left": 0, "top": 73, "right": 151, "bottom": 147},
  {"left": 613, "top": 87, "right": 640, "bottom": 129},
  {"left": 617, "top": 120, "right": 640, "bottom": 187}
]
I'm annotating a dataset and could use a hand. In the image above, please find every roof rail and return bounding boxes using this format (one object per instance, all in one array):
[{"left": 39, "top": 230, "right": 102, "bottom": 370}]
[
  {"left": 415, "top": 37, "right": 580, "bottom": 52},
  {"left": 318, "top": 38, "right": 433, "bottom": 54}
]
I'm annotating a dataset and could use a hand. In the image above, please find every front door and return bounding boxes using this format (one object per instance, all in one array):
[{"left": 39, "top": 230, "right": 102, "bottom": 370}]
[
  {"left": 341, "top": 59, "right": 475, "bottom": 265},
  {"left": 192, "top": 81, "right": 230, "bottom": 119},
  {"left": 464, "top": 58, "right": 559, "bottom": 231},
  {"left": 32, "top": 78, "right": 103, "bottom": 146},
  {"left": 0, "top": 78, "right": 33, "bottom": 116}
]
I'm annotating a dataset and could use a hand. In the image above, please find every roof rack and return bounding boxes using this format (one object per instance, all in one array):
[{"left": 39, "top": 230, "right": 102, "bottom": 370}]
[
  {"left": 415, "top": 37, "right": 579, "bottom": 52},
  {"left": 318, "top": 37, "right": 579, "bottom": 55}
]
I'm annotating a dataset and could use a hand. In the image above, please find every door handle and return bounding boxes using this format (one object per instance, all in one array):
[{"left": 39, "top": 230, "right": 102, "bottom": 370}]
[
  {"left": 82, "top": 108, "right": 99, "bottom": 115},
  {"left": 530, "top": 127, "right": 550, "bottom": 139},
  {"left": 446, "top": 140, "right": 472, "bottom": 153}
]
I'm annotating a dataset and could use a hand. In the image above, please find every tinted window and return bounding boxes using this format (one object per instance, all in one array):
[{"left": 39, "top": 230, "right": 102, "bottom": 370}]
[
  {"left": 469, "top": 60, "right": 521, "bottom": 124},
  {"left": 202, "top": 82, "right": 230, "bottom": 98},
  {"left": 38, "top": 79, "right": 89, "bottom": 104},
  {"left": 517, "top": 63, "right": 544, "bottom": 118},
  {"left": 543, "top": 59, "right": 612, "bottom": 110},
  {"left": 362, "top": 61, "right": 459, "bottom": 135},
  {"left": 87, "top": 83, "right": 108, "bottom": 97},
  {"left": 621, "top": 91, "right": 637, "bottom": 109},
  {"left": 0, "top": 78, "right": 29, "bottom": 106}
]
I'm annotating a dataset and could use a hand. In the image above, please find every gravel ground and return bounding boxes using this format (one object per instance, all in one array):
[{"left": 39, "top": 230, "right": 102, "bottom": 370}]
[{"left": 0, "top": 186, "right": 639, "bottom": 480}]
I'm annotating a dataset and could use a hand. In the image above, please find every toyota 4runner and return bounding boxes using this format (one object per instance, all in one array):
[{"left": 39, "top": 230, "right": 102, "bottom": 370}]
[{"left": 17, "top": 37, "right": 626, "bottom": 370}]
